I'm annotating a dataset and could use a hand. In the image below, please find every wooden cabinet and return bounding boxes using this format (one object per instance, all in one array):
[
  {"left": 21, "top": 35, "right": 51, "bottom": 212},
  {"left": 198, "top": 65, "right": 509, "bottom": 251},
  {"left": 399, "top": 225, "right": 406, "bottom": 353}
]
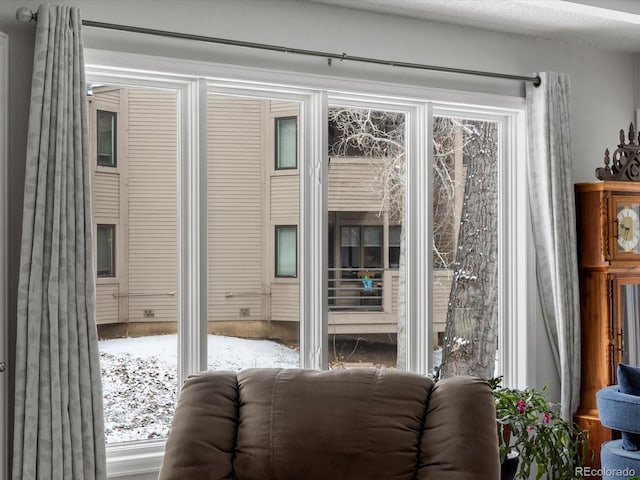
[{"left": 575, "top": 181, "right": 640, "bottom": 469}]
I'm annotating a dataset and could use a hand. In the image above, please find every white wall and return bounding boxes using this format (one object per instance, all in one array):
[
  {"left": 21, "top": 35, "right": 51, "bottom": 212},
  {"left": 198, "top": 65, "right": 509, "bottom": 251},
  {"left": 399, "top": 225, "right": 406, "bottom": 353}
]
[{"left": 1, "top": 0, "right": 638, "bottom": 477}]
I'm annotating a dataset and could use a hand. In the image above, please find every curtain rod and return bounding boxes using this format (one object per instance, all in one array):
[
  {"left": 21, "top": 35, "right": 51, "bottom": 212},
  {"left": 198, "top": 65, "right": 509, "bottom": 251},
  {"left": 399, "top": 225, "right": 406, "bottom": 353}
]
[{"left": 16, "top": 6, "right": 541, "bottom": 87}]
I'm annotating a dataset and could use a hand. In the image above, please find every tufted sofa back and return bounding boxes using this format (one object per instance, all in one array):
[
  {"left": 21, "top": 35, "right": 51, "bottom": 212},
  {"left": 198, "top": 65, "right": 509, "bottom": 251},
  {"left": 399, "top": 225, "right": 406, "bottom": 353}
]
[{"left": 159, "top": 368, "right": 499, "bottom": 480}]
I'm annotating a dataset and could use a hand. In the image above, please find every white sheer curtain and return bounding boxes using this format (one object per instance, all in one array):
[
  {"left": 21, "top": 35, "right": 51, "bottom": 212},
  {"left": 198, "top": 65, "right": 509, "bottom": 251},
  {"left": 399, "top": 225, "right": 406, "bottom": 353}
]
[
  {"left": 12, "top": 5, "right": 106, "bottom": 479},
  {"left": 526, "top": 72, "right": 581, "bottom": 420}
]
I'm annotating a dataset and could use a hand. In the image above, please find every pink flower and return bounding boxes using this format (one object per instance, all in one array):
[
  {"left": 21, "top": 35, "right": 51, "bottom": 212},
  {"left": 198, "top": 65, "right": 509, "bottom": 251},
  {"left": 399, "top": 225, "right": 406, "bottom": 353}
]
[
  {"left": 517, "top": 400, "right": 526, "bottom": 413},
  {"left": 543, "top": 412, "right": 550, "bottom": 424}
]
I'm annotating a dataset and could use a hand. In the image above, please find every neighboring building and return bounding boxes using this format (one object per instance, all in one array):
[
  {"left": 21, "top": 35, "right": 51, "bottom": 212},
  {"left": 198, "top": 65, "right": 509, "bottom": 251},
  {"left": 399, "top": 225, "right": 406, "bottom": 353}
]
[
  {"left": 89, "top": 88, "right": 459, "bottom": 344},
  {"left": 89, "top": 86, "right": 179, "bottom": 339}
]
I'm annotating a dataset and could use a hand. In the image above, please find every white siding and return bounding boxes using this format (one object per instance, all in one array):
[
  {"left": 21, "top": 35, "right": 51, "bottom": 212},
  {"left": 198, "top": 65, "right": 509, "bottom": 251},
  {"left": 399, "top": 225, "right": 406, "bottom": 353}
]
[{"left": 127, "top": 89, "right": 178, "bottom": 323}]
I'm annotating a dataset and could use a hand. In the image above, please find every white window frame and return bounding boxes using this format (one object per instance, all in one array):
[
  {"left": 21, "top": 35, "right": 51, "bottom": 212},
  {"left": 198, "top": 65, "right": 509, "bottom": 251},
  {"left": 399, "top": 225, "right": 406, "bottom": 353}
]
[
  {"left": 0, "top": 31, "right": 8, "bottom": 480},
  {"left": 85, "top": 49, "right": 531, "bottom": 477},
  {"left": 430, "top": 104, "right": 530, "bottom": 387},
  {"left": 84, "top": 68, "right": 205, "bottom": 477}
]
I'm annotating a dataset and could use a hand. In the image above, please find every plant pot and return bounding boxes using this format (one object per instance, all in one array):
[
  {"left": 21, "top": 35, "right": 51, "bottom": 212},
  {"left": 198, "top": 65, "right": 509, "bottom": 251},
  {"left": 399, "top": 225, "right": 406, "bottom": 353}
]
[{"left": 500, "top": 452, "right": 519, "bottom": 480}]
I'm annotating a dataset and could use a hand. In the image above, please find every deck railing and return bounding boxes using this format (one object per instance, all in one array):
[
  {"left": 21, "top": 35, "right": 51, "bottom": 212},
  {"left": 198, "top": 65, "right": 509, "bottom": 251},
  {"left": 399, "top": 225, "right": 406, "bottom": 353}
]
[{"left": 328, "top": 267, "right": 384, "bottom": 312}]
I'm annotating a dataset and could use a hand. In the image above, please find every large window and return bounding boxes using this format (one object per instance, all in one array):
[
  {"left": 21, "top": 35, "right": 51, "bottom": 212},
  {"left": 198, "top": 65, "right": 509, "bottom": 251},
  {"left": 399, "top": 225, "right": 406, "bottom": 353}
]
[
  {"left": 432, "top": 115, "right": 500, "bottom": 379},
  {"left": 86, "top": 56, "right": 528, "bottom": 475},
  {"left": 90, "top": 85, "right": 179, "bottom": 445},
  {"left": 328, "top": 104, "right": 406, "bottom": 369}
]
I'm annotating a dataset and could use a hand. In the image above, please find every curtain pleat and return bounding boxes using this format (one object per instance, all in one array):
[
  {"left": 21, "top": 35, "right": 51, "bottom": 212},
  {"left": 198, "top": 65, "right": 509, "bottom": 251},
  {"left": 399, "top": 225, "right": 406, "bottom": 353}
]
[
  {"left": 526, "top": 72, "right": 581, "bottom": 420},
  {"left": 13, "top": 5, "right": 107, "bottom": 479}
]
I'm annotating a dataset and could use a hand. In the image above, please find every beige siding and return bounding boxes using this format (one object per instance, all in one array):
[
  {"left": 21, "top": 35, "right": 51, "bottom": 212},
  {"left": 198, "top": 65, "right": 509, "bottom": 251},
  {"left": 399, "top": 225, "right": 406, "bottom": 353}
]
[
  {"left": 391, "top": 273, "right": 399, "bottom": 314},
  {"left": 93, "top": 172, "right": 119, "bottom": 217},
  {"left": 271, "top": 283, "right": 300, "bottom": 323},
  {"left": 328, "top": 158, "right": 383, "bottom": 211},
  {"left": 93, "top": 88, "right": 120, "bottom": 109},
  {"left": 328, "top": 312, "right": 396, "bottom": 334},
  {"left": 208, "top": 95, "right": 265, "bottom": 322},
  {"left": 127, "top": 89, "right": 178, "bottom": 323},
  {"left": 91, "top": 89, "right": 123, "bottom": 326},
  {"left": 96, "top": 284, "right": 119, "bottom": 325},
  {"left": 270, "top": 101, "right": 298, "bottom": 114},
  {"left": 270, "top": 176, "right": 299, "bottom": 219},
  {"left": 433, "top": 269, "right": 453, "bottom": 335},
  {"left": 269, "top": 102, "right": 300, "bottom": 330}
]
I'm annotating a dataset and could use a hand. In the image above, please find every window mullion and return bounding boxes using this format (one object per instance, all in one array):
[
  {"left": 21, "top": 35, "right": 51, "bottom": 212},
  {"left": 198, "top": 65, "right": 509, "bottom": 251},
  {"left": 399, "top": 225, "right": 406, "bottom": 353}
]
[
  {"left": 300, "top": 91, "right": 327, "bottom": 370},
  {"left": 406, "top": 103, "right": 431, "bottom": 375},
  {"left": 178, "top": 79, "right": 207, "bottom": 385}
]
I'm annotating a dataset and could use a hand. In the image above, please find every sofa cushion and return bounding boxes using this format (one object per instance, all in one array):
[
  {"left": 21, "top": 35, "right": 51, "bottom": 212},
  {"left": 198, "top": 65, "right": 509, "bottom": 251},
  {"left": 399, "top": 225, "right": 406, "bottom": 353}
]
[
  {"left": 600, "top": 439, "right": 640, "bottom": 479},
  {"left": 618, "top": 363, "right": 640, "bottom": 396},
  {"left": 233, "top": 368, "right": 433, "bottom": 480}
]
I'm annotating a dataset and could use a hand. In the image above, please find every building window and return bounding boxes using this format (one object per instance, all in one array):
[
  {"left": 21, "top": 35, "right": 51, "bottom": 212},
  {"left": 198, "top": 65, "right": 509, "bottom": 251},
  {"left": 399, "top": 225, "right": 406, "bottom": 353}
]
[
  {"left": 96, "top": 224, "right": 115, "bottom": 277},
  {"left": 389, "top": 226, "right": 401, "bottom": 269},
  {"left": 340, "top": 226, "right": 383, "bottom": 272},
  {"left": 275, "top": 117, "right": 297, "bottom": 169},
  {"left": 363, "top": 226, "right": 383, "bottom": 268},
  {"left": 97, "top": 110, "right": 117, "bottom": 167},
  {"left": 276, "top": 225, "right": 297, "bottom": 277},
  {"left": 340, "top": 226, "right": 361, "bottom": 270}
]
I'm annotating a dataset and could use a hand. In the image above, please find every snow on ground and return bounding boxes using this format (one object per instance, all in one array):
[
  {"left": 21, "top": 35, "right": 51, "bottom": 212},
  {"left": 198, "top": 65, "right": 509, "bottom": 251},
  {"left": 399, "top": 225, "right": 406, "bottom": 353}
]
[{"left": 99, "top": 334, "right": 299, "bottom": 444}]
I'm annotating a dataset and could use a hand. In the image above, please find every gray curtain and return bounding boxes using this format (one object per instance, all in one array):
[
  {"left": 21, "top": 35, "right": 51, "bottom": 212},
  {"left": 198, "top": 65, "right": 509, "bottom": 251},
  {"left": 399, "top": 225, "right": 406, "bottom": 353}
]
[
  {"left": 12, "top": 5, "right": 107, "bottom": 479},
  {"left": 526, "top": 72, "right": 581, "bottom": 420}
]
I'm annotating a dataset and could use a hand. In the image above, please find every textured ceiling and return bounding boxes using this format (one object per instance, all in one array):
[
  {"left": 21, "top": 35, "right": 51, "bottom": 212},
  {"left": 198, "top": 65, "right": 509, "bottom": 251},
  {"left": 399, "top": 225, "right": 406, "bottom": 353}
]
[{"left": 302, "top": 0, "right": 640, "bottom": 52}]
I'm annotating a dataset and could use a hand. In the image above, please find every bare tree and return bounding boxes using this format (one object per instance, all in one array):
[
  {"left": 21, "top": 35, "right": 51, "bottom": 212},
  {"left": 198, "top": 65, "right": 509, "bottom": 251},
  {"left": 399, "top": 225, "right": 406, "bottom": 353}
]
[
  {"left": 438, "top": 120, "right": 499, "bottom": 379},
  {"left": 329, "top": 108, "right": 406, "bottom": 222}
]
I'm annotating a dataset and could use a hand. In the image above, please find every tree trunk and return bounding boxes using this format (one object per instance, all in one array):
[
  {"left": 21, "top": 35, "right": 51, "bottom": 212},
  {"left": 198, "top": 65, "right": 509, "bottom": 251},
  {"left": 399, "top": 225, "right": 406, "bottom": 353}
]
[{"left": 440, "top": 121, "right": 498, "bottom": 379}]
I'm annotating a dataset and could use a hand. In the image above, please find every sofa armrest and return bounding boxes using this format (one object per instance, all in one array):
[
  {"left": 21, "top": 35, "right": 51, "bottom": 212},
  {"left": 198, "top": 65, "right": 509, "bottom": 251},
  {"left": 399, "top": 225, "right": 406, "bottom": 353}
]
[
  {"left": 417, "top": 376, "right": 500, "bottom": 479},
  {"left": 597, "top": 384, "right": 640, "bottom": 434},
  {"left": 159, "top": 371, "right": 239, "bottom": 480}
]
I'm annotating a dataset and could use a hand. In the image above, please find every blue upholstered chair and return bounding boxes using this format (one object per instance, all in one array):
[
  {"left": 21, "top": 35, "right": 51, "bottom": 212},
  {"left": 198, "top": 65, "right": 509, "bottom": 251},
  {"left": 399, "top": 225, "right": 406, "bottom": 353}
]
[{"left": 597, "top": 385, "right": 640, "bottom": 480}]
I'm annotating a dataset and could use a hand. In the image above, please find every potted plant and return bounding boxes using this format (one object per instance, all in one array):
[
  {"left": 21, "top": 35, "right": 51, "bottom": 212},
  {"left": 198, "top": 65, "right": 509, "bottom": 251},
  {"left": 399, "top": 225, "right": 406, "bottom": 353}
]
[{"left": 489, "top": 377, "right": 589, "bottom": 480}]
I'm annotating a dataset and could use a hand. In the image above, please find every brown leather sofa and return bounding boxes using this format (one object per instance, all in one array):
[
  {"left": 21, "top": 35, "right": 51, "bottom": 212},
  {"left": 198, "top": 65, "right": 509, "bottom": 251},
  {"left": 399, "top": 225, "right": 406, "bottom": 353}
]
[{"left": 159, "top": 368, "right": 499, "bottom": 480}]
